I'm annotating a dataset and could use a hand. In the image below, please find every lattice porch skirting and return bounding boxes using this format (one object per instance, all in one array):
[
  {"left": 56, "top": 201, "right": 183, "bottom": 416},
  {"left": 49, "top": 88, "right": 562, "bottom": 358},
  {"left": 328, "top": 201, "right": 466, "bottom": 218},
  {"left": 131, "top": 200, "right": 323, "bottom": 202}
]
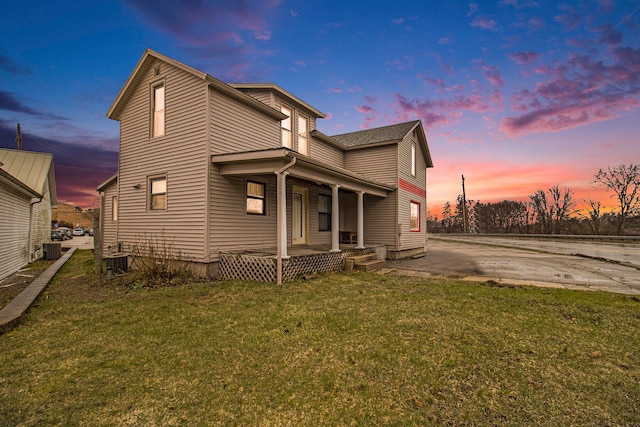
[{"left": 219, "top": 248, "right": 374, "bottom": 283}]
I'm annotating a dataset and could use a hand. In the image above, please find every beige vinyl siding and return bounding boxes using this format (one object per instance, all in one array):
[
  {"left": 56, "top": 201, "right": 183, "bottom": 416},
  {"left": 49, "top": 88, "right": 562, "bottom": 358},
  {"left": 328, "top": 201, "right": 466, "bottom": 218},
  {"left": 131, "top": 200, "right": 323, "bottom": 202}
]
[
  {"left": 239, "top": 90, "right": 274, "bottom": 108},
  {"left": 310, "top": 136, "right": 345, "bottom": 168},
  {"left": 0, "top": 183, "right": 31, "bottom": 280},
  {"left": 209, "top": 174, "right": 278, "bottom": 259},
  {"left": 397, "top": 132, "right": 427, "bottom": 250},
  {"left": 339, "top": 192, "right": 357, "bottom": 233},
  {"left": 363, "top": 194, "right": 397, "bottom": 247},
  {"left": 210, "top": 89, "right": 281, "bottom": 154},
  {"left": 344, "top": 144, "right": 398, "bottom": 187},
  {"left": 100, "top": 182, "right": 118, "bottom": 254},
  {"left": 116, "top": 58, "right": 208, "bottom": 261}
]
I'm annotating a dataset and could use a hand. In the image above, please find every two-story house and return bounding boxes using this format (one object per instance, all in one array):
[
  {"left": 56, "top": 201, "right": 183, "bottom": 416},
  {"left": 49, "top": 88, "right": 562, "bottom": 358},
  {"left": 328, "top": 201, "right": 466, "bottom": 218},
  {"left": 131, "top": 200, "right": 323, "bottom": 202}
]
[{"left": 98, "top": 49, "right": 433, "bottom": 282}]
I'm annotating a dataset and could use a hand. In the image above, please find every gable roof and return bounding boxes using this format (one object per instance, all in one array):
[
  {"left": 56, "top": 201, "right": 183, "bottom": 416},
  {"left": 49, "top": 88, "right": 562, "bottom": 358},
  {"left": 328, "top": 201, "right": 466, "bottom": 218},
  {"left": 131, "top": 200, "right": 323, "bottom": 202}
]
[
  {"left": 0, "top": 148, "right": 57, "bottom": 202},
  {"left": 107, "top": 49, "right": 287, "bottom": 121},
  {"left": 230, "top": 83, "right": 326, "bottom": 118},
  {"left": 331, "top": 120, "right": 421, "bottom": 147},
  {"left": 330, "top": 120, "right": 433, "bottom": 167}
]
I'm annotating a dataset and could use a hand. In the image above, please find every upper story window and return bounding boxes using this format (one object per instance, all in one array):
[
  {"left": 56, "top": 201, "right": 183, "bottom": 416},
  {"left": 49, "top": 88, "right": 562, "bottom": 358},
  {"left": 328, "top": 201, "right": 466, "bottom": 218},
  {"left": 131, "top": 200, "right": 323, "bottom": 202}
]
[
  {"left": 281, "top": 105, "right": 292, "bottom": 148},
  {"left": 150, "top": 176, "right": 167, "bottom": 210},
  {"left": 411, "top": 143, "right": 416, "bottom": 176},
  {"left": 112, "top": 196, "right": 118, "bottom": 221},
  {"left": 152, "top": 84, "right": 165, "bottom": 138},
  {"left": 298, "top": 115, "right": 309, "bottom": 155},
  {"left": 247, "top": 180, "right": 266, "bottom": 215}
]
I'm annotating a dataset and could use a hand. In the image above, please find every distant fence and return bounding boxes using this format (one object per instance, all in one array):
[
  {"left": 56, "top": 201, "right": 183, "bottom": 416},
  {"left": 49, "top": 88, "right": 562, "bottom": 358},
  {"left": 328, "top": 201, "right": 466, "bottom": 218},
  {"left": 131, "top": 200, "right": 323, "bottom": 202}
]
[{"left": 429, "top": 233, "right": 640, "bottom": 243}]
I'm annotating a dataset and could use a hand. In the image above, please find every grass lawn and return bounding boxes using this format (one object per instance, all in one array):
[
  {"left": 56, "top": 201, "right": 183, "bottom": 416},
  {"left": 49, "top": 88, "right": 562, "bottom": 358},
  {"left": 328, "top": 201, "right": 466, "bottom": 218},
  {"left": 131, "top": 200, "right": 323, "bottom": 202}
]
[{"left": 1, "top": 250, "right": 639, "bottom": 426}]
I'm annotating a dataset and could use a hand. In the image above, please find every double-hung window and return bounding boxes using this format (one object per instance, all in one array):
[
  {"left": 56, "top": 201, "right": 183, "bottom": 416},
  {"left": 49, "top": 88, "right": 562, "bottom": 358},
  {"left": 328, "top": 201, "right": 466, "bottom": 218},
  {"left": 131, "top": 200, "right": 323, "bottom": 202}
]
[
  {"left": 318, "top": 194, "right": 331, "bottom": 231},
  {"left": 247, "top": 181, "right": 266, "bottom": 215},
  {"left": 281, "top": 106, "right": 292, "bottom": 148},
  {"left": 150, "top": 177, "right": 167, "bottom": 210},
  {"left": 112, "top": 196, "right": 118, "bottom": 221},
  {"left": 411, "top": 143, "right": 416, "bottom": 176},
  {"left": 410, "top": 201, "right": 420, "bottom": 231},
  {"left": 152, "top": 84, "right": 165, "bottom": 138},
  {"left": 298, "top": 115, "right": 309, "bottom": 155}
]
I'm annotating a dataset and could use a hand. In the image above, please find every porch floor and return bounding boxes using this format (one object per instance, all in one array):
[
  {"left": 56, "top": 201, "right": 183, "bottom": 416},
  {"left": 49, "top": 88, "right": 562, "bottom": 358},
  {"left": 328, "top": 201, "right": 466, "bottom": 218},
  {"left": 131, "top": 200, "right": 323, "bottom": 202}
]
[{"left": 234, "top": 244, "right": 377, "bottom": 257}]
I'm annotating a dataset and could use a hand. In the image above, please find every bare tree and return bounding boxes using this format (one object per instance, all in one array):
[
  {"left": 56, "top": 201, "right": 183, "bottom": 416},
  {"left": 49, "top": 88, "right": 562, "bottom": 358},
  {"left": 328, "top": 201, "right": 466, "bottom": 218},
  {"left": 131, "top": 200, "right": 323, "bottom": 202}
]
[
  {"left": 529, "top": 189, "right": 552, "bottom": 234},
  {"left": 580, "top": 198, "right": 603, "bottom": 235},
  {"left": 550, "top": 185, "right": 575, "bottom": 234},
  {"left": 594, "top": 164, "right": 640, "bottom": 235}
]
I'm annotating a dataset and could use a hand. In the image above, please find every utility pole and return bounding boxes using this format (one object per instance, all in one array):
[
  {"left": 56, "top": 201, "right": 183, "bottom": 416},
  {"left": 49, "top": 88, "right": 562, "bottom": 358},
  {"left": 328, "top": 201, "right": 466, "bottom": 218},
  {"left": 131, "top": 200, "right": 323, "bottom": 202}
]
[
  {"left": 462, "top": 175, "right": 469, "bottom": 234},
  {"left": 16, "top": 123, "right": 23, "bottom": 150}
]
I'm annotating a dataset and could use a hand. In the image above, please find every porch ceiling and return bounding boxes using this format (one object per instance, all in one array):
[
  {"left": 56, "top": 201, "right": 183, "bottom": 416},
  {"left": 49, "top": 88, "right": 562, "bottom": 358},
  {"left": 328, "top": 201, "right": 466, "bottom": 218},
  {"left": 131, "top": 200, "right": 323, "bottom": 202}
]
[{"left": 212, "top": 149, "right": 394, "bottom": 197}]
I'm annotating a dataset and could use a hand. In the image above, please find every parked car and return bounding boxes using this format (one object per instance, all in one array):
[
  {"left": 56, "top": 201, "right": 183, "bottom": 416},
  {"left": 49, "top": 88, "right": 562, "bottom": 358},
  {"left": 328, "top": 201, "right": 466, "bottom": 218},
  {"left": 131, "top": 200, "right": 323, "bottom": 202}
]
[
  {"left": 73, "top": 227, "right": 85, "bottom": 236},
  {"left": 83, "top": 227, "right": 90, "bottom": 235},
  {"left": 88, "top": 228, "right": 94, "bottom": 236},
  {"left": 57, "top": 227, "right": 72, "bottom": 240},
  {"left": 51, "top": 230, "right": 64, "bottom": 241}
]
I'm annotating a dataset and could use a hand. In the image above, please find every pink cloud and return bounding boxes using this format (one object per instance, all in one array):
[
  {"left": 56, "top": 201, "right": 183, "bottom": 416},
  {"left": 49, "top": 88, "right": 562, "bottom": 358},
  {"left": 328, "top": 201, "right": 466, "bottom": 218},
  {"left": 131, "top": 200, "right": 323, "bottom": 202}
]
[
  {"left": 509, "top": 50, "right": 541, "bottom": 64},
  {"left": 330, "top": 87, "right": 343, "bottom": 93},
  {"left": 470, "top": 15, "right": 497, "bottom": 30}
]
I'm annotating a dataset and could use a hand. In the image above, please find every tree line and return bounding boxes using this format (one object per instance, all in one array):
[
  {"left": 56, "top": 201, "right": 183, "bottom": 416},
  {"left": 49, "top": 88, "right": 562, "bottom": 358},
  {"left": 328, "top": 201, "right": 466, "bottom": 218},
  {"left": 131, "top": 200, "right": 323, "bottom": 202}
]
[{"left": 428, "top": 164, "right": 640, "bottom": 236}]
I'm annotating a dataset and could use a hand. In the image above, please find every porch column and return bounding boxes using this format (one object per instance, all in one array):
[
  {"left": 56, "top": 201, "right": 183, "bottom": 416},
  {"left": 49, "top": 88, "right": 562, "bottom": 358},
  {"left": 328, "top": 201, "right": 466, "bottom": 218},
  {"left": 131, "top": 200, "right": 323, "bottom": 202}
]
[
  {"left": 278, "top": 171, "right": 289, "bottom": 259},
  {"left": 330, "top": 184, "right": 341, "bottom": 252},
  {"left": 356, "top": 191, "right": 365, "bottom": 249}
]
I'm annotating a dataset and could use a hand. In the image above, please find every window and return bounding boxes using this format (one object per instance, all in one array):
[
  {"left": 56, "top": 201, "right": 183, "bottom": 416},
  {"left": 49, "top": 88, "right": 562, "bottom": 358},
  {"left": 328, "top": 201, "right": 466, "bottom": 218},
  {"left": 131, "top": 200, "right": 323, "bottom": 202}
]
[
  {"left": 112, "top": 196, "right": 118, "bottom": 221},
  {"left": 152, "top": 85, "right": 165, "bottom": 138},
  {"left": 411, "top": 143, "right": 416, "bottom": 176},
  {"left": 318, "top": 194, "right": 331, "bottom": 231},
  {"left": 410, "top": 201, "right": 420, "bottom": 231},
  {"left": 150, "top": 177, "right": 167, "bottom": 210},
  {"left": 281, "top": 105, "right": 292, "bottom": 148},
  {"left": 298, "top": 115, "right": 309, "bottom": 155},
  {"left": 247, "top": 181, "right": 266, "bottom": 215}
]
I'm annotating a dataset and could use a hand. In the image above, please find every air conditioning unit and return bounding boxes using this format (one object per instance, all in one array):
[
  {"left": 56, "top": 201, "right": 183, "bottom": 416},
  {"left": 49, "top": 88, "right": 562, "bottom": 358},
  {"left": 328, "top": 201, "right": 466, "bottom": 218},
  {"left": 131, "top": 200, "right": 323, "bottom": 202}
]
[
  {"left": 43, "top": 242, "right": 62, "bottom": 260},
  {"left": 105, "top": 255, "right": 128, "bottom": 274}
]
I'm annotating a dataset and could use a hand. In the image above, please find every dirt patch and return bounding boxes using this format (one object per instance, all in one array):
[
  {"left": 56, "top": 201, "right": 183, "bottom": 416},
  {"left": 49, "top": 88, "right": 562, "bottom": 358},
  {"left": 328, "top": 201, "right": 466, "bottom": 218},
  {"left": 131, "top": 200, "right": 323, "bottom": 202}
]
[{"left": 0, "top": 261, "right": 54, "bottom": 310}]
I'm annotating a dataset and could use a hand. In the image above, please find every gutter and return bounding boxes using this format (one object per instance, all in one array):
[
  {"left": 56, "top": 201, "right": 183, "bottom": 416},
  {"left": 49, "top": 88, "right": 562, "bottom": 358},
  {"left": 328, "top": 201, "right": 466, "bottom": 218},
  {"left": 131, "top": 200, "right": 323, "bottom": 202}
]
[{"left": 28, "top": 197, "right": 43, "bottom": 263}]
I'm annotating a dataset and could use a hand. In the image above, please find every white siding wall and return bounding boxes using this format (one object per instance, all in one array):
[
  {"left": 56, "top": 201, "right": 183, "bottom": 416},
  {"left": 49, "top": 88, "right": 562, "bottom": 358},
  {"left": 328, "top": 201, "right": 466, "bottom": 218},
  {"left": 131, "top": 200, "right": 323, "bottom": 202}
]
[
  {"left": 116, "top": 58, "right": 208, "bottom": 261},
  {"left": 0, "top": 183, "right": 31, "bottom": 280}
]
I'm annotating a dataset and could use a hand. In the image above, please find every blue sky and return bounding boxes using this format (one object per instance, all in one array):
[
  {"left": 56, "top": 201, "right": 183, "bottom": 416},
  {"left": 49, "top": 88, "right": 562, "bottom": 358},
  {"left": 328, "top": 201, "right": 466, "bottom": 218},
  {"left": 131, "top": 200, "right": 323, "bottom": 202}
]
[{"left": 1, "top": 0, "right": 639, "bottom": 212}]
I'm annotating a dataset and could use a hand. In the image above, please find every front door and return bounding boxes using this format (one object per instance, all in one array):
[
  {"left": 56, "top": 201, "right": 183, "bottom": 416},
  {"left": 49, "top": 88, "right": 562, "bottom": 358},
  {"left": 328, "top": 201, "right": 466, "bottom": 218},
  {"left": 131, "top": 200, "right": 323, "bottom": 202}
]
[{"left": 292, "top": 186, "right": 308, "bottom": 245}]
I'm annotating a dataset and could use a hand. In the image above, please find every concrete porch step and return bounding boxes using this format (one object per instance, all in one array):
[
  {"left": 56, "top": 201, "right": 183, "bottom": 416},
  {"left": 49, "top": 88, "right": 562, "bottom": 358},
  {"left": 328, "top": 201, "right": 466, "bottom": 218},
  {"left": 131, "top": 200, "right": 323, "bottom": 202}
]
[
  {"left": 354, "top": 259, "right": 386, "bottom": 272},
  {"left": 348, "top": 253, "right": 377, "bottom": 264}
]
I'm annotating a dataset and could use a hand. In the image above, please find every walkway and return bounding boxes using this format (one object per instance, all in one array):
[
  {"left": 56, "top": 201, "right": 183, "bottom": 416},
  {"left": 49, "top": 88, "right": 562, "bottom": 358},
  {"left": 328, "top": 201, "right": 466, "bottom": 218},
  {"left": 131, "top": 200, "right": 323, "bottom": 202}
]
[{"left": 0, "top": 248, "right": 76, "bottom": 334}]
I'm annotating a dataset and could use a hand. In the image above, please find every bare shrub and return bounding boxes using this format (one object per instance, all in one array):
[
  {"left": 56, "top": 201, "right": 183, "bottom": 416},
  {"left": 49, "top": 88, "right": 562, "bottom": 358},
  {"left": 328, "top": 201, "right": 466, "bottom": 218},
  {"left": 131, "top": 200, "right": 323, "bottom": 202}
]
[{"left": 128, "top": 231, "right": 191, "bottom": 287}]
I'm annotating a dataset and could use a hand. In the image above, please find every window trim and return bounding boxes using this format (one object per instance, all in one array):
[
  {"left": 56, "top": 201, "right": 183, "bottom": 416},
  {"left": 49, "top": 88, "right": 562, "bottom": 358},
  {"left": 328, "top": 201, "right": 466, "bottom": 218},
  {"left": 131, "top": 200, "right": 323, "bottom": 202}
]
[
  {"left": 281, "top": 105, "right": 292, "bottom": 149},
  {"left": 410, "top": 200, "right": 420, "bottom": 232},
  {"left": 246, "top": 180, "right": 267, "bottom": 215},
  {"left": 318, "top": 193, "right": 331, "bottom": 232},
  {"left": 151, "top": 82, "right": 165, "bottom": 139},
  {"left": 112, "top": 196, "right": 118, "bottom": 222},
  {"left": 297, "top": 114, "right": 309, "bottom": 155},
  {"left": 411, "top": 142, "right": 416, "bottom": 177},
  {"left": 148, "top": 175, "right": 167, "bottom": 211}
]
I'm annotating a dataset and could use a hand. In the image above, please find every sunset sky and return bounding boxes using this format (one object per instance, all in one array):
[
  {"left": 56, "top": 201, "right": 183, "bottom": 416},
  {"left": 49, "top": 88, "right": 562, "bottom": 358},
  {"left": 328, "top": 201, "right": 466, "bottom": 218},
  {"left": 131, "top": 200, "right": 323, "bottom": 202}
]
[{"left": 1, "top": 1, "right": 639, "bottom": 215}]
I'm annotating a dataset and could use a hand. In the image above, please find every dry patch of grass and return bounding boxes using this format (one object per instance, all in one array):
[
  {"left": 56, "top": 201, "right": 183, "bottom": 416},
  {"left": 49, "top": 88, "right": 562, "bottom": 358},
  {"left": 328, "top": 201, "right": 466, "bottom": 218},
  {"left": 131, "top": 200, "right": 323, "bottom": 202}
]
[{"left": 1, "top": 250, "right": 639, "bottom": 426}]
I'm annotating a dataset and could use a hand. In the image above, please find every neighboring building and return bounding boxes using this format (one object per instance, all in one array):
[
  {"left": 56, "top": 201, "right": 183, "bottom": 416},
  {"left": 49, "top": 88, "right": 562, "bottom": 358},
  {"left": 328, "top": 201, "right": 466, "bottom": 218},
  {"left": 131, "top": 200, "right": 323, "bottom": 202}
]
[
  {"left": 0, "top": 149, "right": 57, "bottom": 280},
  {"left": 53, "top": 201, "right": 92, "bottom": 229},
  {"left": 98, "top": 49, "right": 433, "bottom": 279}
]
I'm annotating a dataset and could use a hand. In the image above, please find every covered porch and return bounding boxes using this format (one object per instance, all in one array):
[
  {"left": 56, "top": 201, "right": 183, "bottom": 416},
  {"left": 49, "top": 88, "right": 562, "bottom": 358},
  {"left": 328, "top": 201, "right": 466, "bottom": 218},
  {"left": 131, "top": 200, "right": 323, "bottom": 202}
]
[
  {"left": 218, "top": 243, "right": 385, "bottom": 283},
  {"left": 212, "top": 149, "right": 394, "bottom": 283}
]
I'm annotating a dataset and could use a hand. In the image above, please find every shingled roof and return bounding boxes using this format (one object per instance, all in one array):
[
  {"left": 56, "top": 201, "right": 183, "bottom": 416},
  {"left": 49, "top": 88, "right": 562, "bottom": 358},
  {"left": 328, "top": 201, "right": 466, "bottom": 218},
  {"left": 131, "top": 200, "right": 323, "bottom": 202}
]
[{"left": 331, "top": 120, "right": 421, "bottom": 147}]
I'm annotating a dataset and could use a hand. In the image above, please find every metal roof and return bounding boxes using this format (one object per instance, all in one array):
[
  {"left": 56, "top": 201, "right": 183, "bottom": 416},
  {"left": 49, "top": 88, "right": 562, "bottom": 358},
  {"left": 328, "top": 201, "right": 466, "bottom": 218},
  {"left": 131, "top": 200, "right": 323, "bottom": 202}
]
[{"left": 0, "top": 149, "right": 56, "bottom": 200}]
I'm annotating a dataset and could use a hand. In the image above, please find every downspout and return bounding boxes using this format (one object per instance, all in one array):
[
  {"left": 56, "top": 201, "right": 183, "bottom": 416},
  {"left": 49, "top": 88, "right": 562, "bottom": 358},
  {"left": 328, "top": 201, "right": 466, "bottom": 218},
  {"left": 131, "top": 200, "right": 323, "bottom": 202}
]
[
  {"left": 28, "top": 197, "right": 43, "bottom": 263},
  {"left": 275, "top": 156, "right": 296, "bottom": 285}
]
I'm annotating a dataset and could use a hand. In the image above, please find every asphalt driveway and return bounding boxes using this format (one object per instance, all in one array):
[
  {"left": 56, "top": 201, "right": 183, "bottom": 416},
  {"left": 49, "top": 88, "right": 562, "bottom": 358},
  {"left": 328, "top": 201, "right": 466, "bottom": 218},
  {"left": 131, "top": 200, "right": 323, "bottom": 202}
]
[{"left": 387, "top": 235, "right": 640, "bottom": 295}]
